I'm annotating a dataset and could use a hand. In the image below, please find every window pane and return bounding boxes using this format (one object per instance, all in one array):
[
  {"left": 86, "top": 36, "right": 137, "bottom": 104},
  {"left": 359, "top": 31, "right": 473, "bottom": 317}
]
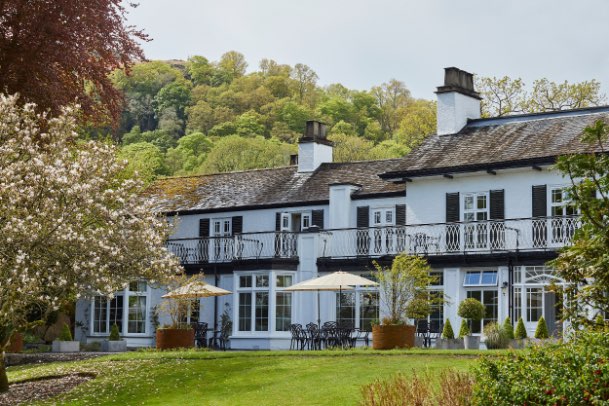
[
  {"left": 302, "top": 215, "right": 311, "bottom": 229},
  {"left": 224, "top": 220, "right": 231, "bottom": 234},
  {"left": 214, "top": 221, "right": 220, "bottom": 234},
  {"left": 552, "top": 189, "right": 562, "bottom": 203},
  {"left": 255, "top": 275, "right": 269, "bottom": 288},
  {"left": 255, "top": 292, "right": 269, "bottom": 331},
  {"left": 464, "top": 196, "right": 473, "bottom": 210},
  {"left": 238, "top": 293, "right": 251, "bottom": 331},
  {"left": 477, "top": 195, "right": 487, "bottom": 209},
  {"left": 275, "top": 292, "right": 292, "bottom": 332},
  {"left": 374, "top": 211, "right": 381, "bottom": 224},
  {"left": 276, "top": 275, "right": 292, "bottom": 288},
  {"left": 93, "top": 297, "right": 108, "bottom": 333},
  {"left": 360, "top": 292, "right": 379, "bottom": 331},
  {"left": 127, "top": 296, "right": 146, "bottom": 334},
  {"left": 464, "top": 213, "right": 474, "bottom": 222},
  {"left": 109, "top": 296, "right": 124, "bottom": 333},
  {"left": 464, "top": 272, "right": 480, "bottom": 285},
  {"left": 336, "top": 292, "right": 355, "bottom": 327},
  {"left": 430, "top": 271, "right": 444, "bottom": 286},
  {"left": 481, "top": 271, "right": 497, "bottom": 285},
  {"left": 477, "top": 212, "right": 488, "bottom": 221},
  {"left": 514, "top": 287, "right": 522, "bottom": 321},
  {"left": 129, "top": 281, "right": 146, "bottom": 293},
  {"left": 429, "top": 290, "right": 444, "bottom": 333},
  {"left": 239, "top": 276, "right": 252, "bottom": 288},
  {"left": 527, "top": 288, "right": 543, "bottom": 322},
  {"left": 386, "top": 211, "right": 393, "bottom": 223}
]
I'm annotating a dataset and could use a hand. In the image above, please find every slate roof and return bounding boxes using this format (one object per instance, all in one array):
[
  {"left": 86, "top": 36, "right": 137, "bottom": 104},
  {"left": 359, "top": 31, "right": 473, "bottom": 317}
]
[
  {"left": 148, "top": 159, "right": 404, "bottom": 214},
  {"left": 382, "top": 106, "right": 609, "bottom": 179}
]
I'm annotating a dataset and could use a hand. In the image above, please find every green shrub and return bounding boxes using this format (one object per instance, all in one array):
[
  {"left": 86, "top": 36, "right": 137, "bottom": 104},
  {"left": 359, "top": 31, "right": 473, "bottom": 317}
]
[
  {"left": 514, "top": 317, "right": 527, "bottom": 339},
  {"left": 534, "top": 316, "right": 549, "bottom": 339},
  {"left": 441, "top": 319, "right": 455, "bottom": 339},
  {"left": 502, "top": 317, "right": 514, "bottom": 340},
  {"left": 458, "top": 319, "right": 470, "bottom": 338},
  {"left": 58, "top": 323, "right": 73, "bottom": 341},
  {"left": 483, "top": 322, "right": 509, "bottom": 349},
  {"left": 473, "top": 331, "right": 609, "bottom": 404},
  {"left": 81, "top": 342, "right": 101, "bottom": 352},
  {"left": 109, "top": 323, "right": 121, "bottom": 341},
  {"left": 458, "top": 298, "right": 486, "bottom": 322}
]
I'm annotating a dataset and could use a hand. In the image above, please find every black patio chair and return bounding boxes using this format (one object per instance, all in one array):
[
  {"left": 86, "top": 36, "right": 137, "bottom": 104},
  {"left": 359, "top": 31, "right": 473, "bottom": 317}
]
[
  {"left": 416, "top": 319, "right": 431, "bottom": 348},
  {"left": 191, "top": 321, "right": 208, "bottom": 348},
  {"left": 289, "top": 324, "right": 307, "bottom": 350},
  {"left": 321, "top": 321, "right": 340, "bottom": 349},
  {"left": 305, "top": 322, "right": 322, "bottom": 350}
]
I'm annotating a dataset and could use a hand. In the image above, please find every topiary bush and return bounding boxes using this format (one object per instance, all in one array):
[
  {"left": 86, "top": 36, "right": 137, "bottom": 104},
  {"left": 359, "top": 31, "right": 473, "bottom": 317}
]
[
  {"left": 483, "top": 322, "right": 509, "bottom": 349},
  {"left": 473, "top": 331, "right": 609, "bottom": 404},
  {"left": 109, "top": 323, "right": 121, "bottom": 341},
  {"left": 458, "top": 319, "right": 470, "bottom": 338},
  {"left": 502, "top": 317, "right": 514, "bottom": 340},
  {"left": 442, "top": 319, "right": 455, "bottom": 339},
  {"left": 534, "top": 316, "right": 550, "bottom": 339},
  {"left": 458, "top": 298, "right": 485, "bottom": 323},
  {"left": 58, "top": 323, "right": 73, "bottom": 342},
  {"left": 514, "top": 317, "right": 527, "bottom": 339}
]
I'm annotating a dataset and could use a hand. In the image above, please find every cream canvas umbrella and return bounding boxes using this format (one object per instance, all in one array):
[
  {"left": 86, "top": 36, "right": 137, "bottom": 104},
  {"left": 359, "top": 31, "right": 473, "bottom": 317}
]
[
  {"left": 162, "top": 280, "right": 232, "bottom": 324},
  {"left": 285, "top": 271, "right": 377, "bottom": 325}
]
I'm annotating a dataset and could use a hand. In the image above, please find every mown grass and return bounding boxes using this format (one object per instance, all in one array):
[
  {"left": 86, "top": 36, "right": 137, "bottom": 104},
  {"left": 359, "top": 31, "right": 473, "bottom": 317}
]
[{"left": 7, "top": 348, "right": 508, "bottom": 405}]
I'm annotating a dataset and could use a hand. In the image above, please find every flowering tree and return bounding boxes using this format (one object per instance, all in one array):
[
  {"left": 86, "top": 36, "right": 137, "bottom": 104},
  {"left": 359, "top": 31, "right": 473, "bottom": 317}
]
[{"left": 0, "top": 95, "right": 182, "bottom": 391}]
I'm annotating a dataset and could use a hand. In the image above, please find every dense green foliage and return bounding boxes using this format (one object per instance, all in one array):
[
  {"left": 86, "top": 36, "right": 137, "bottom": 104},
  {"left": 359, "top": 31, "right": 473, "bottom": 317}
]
[
  {"left": 514, "top": 317, "right": 528, "bottom": 340},
  {"left": 551, "top": 120, "right": 609, "bottom": 327},
  {"left": 458, "top": 319, "right": 470, "bottom": 338},
  {"left": 109, "top": 52, "right": 437, "bottom": 178},
  {"left": 442, "top": 319, "right": 455, "bottom": 339},
  {"left": 57, "top": 323, "right": 73, "bottom": 342},
  {"left": 109, "top": 324, "right": 121, "bottom": 341},
  {"left": 458, "top": 299, "right": 486, "bottom": 322},
  {"left": 534, "top": 316, "right": 550, "bottom": 339},
  {"left": 501, "top": 317, "right": 514, "bottom": 340},
  {"left": 483, "top": 322, "right": 509, "bottom": 350},
  {"left": 473, "top": 332, "right": 609, "bottom": 404}
]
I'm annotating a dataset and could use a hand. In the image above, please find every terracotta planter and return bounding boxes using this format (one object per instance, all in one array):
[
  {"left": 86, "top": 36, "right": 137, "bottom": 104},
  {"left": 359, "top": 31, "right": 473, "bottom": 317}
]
[
  {"left": 6, "top": 332, "right": 23, "bottom": 353},
  {"left": 156, "top": 328, "right": 194, "bottom": 350},
  {"left": 372, "top": 324, "right": 415, "bottom": 349}
]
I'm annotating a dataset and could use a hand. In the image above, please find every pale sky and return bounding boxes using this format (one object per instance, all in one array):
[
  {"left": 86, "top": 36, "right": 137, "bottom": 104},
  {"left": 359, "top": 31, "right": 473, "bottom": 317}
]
[{"left": 126, "top": 0, "right": 609, "bottom": 99}]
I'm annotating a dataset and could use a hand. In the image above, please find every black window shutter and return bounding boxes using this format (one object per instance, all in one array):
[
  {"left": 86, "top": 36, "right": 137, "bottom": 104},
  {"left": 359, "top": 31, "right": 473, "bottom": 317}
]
[
  {"left": 396, "top": 204, "right": 406, "bottom": 226},
  {"left": 489, "top": 190, "right": 505, "bottom": 220},
  {"left": 312, "top": 210, "right": 324, "bottom": 229},
  {"left": 445, "top": 193, "right": 460, "bottom": 252},
  {"left": 532, "top": 185, "right": 547, "bottom": 217},
  {"left": 199, "top": 218, "right": 210, "bottom": 237},
  {"left": 275, "top": 212, "right": 281, "bottom": 231},
  {"left": 356, "top": 206, "right": 370, "bottom": 228},
  {"left": 532, "top": 185, "right": 547, "bottom": 247},
  {"left": 232, "top": 216, "right": 243, "bottom": 235},
  {"left": 356, "top": 206, "right": 370, "bottom": 255},
  {"left": 489, "top": 190, "right": 505, "bottom": 250},
  {"left": 446, "top": 193, "right": 460, "bottom": 222}
]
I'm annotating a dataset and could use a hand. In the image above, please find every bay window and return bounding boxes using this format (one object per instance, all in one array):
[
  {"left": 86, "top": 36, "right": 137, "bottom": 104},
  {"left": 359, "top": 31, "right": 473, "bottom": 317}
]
[
  {"left": 237, "top": 272, "right": 293, "bottom": 333},
  {"left": 90, "top": 282, "right": 148, "bottom": 336}
]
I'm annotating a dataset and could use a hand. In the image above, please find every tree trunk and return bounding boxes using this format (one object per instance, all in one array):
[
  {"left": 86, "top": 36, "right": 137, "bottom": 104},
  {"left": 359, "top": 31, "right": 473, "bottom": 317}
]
[{"left": 0, "top": 354, "right": 8, "bottom": 393}]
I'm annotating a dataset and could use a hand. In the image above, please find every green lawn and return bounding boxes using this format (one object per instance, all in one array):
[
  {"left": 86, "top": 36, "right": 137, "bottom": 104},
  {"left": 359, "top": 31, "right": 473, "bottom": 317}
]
[{"left": 8, "top": 349, "right": 494, "bottom": 405}]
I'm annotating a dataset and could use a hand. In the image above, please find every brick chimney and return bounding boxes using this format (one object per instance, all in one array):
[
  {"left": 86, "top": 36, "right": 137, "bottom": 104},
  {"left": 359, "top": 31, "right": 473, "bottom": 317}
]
[
  {"left": 436, "top": 67, "right": 481, "bottom": 135},
  {"left": 297, "top": 121, "right": 333, "bottom": 172}
]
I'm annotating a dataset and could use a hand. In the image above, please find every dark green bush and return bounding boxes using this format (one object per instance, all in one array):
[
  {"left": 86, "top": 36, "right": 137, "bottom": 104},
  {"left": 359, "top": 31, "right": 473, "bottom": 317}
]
[
  {"left": 458, "top": 298, "right": 486, "bottom": 322},
  {"left": 514, "top": 317, "right": 527, "bottom": 339},
  {"left": 442, "top": 319, "right": 455, "bottom": 339},
  {"left": 458, "top": 319, "right": 470, "bottom": 338},
  {"left": 483, "top": 322, "right": 509, "bottom": 349},
  {"left": 535, "top": 316, "right": 550, "bottom": 339},
  {"left": 502, "top": 317, "right": 514, "bottom": 340},
  {"left": 109, "top": 323, "right": 121, "bottom": 341},
  {"left": 57, "top": 323, "right": 73, "bottom": 341},
  {"left": 473, "top": 331, "right": 609, "bottom": 404}
]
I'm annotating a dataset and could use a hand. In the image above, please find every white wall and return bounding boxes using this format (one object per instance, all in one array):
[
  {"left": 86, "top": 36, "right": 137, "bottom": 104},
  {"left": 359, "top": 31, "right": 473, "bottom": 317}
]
[{"left": 406, "top": 167, "right": 569, "bottom": 224}]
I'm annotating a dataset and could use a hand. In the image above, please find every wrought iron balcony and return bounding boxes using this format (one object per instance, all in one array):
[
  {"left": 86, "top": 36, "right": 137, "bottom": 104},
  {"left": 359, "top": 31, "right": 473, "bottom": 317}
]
[
  {"left": 166, "top": 231, "right": 299, "bottom": 264},
  {"left": 317, "top": 216, "right": 580, "bottom": 259}
]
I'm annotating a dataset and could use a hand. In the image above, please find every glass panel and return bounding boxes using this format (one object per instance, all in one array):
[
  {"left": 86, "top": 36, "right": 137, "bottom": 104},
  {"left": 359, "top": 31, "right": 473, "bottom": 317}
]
[
  {"left": 239, "top": 275, "right": 252, "bottom": 288},
  {"left": 127, "top": 296, "right": 146, "bottom": 334},
  {"left": 483, "top": 290, "right": 498, "bottom": 324},
  {"left": 527, "top": 288, "right": 543, "bottom": 322},
  {"left": 374, "top": 211, "right": 381, "bottom": 225},
  {"left": 481, "top": 271, "right": 497, "bottom": 285},
  {"left": 302, "top": 215, "right": 311, "bottom": 229},
  {"left": 476, "top": 212, "right": 488, "bottom": 221},
  {"left": 336, "top": 292, "right": 355, "bottom": 327},
  {"left": 464, "top": 196, "right": 473, "bottom": 210},
  {"left": 214, "top": 221, "right": 221, "bottom": 234},
  {"left": 430, "top": 271, "right": 444, "bottom": 286},
  {"left": 255, "top": 275, "right": 269, "bottom": 288},
  {"left": 386, "top": 211, "right": 393, "bottom": 223},
  {"left": 276, "top": 275, "right": 292, "bottom": 288},
  {"left": 223, "top": 220, "right": 231, "bottom": 234},
  {"left": 238, "top": 293, "right": 251, "bottom": 331},
  {"left": 514, "top": 287, "right": 522, "bottom": 321},
  {"left": 464, "top": 213, "right": 474, "bottom": 222},
  {"left": 360, "top": 292, "right": 379, "bottom": 331},
  {"left": 109, "top": 296, "right": 123, "bottom": 333},
  {"left": 275, "top": 292, "right": 291, "bottom": 332},
  {"left": 464, "top": 272, "right": 480, "bottom": 285},
  {"left": 552, "top": 189, "right": 562, "bottom": 204},
  {"left": 255, "top": 292, "right": 269, "bottom": 331},
  {"left": 429, "top": 290, "right": 444, "bottom": 333},
  {"left": 93, "top": 297, "right": 108, "bottom": 334},
  {"left": 129, "top": 281, "right": 147, "bottom": 293},
  {"left": 477, "top": 195, "right": 487, "bottom": 209}
]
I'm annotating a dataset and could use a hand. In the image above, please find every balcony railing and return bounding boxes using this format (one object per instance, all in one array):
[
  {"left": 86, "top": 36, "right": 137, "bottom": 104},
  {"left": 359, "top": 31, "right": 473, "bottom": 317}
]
[
  {"left": 318, "top": 216, "right": 580, "bottom": 259},
  {"left": 167, "top": 231, "right": 299, "bottom": 264}
]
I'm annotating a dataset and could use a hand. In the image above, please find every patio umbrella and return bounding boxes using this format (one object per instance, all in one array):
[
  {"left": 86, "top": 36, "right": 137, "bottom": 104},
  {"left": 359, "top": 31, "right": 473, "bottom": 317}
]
[
  {"left": 162, "top": 280, "right": 232, "bottom": 323},
  {"left": 285, "top": 271, "right": 377, "bottom": 325}
]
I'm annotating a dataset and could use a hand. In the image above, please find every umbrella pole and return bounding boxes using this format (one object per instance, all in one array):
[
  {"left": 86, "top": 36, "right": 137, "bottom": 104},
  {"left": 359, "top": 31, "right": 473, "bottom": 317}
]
[
  {"left": 338, "top": 286, "right": 342, "bottom": 325},
  {"left": 317, "top": 290, "right": 321, "bottom": 326},
  {"left": 187, "top": 300, "right": 192, "bottom": 324}
]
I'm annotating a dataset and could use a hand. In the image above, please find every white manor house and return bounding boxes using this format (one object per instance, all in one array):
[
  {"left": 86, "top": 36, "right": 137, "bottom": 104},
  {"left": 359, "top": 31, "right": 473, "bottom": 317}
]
[{"left": 75, "top": 68, "right": 605, "bottom": 349}]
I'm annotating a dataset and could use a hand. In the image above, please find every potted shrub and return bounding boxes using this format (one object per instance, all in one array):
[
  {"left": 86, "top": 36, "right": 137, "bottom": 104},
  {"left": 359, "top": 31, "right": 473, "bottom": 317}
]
[
  {"left": 52, "top": 323, "right": 80, "bottom": 353},
  {"left": 502, "top": 317, "right": 520, "bottom": 349},
  {"left": 102, "top": 323, "right": 127, "bottom": 352},
  {"left": 372, "top": 254, "right": 440, "bottom": 350},
  {"left": 435, "top": 319, "right": 463, "bottom": 349},
  {"left": 457, "top": 298, "right": 485, "bottom": 350},
  {"left": 534, "top": 316, "right": 550, "bottom": 341},
  {"left": 155, "top": 296, "right": 194, "bottom": 350},
  {"left": 514, "top": 316, "right": 528, "bottom": 348},
  {"left": 406, "top": 298, "right": 431, "bottom": 347},
  {"left": 483, "top": 322, "right": 509, "bottom": 349}
]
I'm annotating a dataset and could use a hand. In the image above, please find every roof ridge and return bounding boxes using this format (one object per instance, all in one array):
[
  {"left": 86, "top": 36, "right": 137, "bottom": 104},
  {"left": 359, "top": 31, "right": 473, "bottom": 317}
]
[
  {"left": 466, "top": 105, "right": 609, "bottom": 128},
  {"left": 155, "top": 165, "right": 297, "bottom": 182}
]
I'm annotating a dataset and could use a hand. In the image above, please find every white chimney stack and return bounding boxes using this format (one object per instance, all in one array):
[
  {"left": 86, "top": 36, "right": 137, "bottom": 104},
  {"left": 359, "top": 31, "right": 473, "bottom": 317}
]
[
  {"left": 436, "top": 67, "right": 481, "bottom": 135},
  {"left": 297, "top": 121, "right": 333, "bottom": 172}
]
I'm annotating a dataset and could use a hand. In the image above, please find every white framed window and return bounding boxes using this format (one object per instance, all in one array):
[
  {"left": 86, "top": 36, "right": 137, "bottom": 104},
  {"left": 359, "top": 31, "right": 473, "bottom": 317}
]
[
  {"left": 336, "top": 290, "right": 379, "bottom": 331},
  {"left": 466, "top": 289, "right": 498, "bottom": 334},
  {"left": 371, "top": 208, "right": 395, "bottom": 227},
  {"left": 90, "top": 282, "right": 149, "bottom": 336},
  {"left": 549, "top": 187, "right": 576, "bottom": 217},
  {"left": 280, "top": 211, "right": 312, "bottom": 232},
  {"left": 463, "top": 270, "right": 498, "bottom": 287},
  {"left": 275, "top": 274, "right": 293, "bottom": 332},
  {"left": 212, "top": 218, "right": 232, "bottom": 237},
  {"left": 462, "top": 192, "right": 489, "bottom": 249}
]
